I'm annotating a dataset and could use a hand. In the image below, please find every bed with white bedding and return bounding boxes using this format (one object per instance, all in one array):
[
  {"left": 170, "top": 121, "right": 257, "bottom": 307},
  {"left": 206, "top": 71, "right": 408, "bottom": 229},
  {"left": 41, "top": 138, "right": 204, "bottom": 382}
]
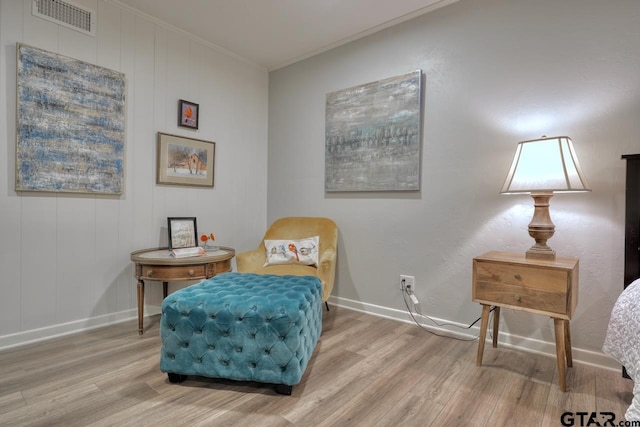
[{"left": 603, "top": 278, "right": 640, "bottom": 421}]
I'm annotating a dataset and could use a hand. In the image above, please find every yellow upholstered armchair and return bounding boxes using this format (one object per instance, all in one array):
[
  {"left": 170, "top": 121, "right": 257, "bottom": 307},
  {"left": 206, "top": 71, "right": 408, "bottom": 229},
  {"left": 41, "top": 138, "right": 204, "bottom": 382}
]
[{"left": 236, "top": 217, "right": 338, "bottom": 305}]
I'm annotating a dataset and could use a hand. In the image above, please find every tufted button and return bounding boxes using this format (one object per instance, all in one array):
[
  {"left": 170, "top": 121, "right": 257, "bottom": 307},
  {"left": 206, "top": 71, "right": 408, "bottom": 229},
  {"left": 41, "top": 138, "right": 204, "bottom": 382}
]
[
  {"left": 250, "top": 362, "right": 257, "bottom": 368},
  {"left": 210, "top": 314, "right": 216, "bottom": 319},
  {"left": 195, "top": 329, "right": 202, "bottom": 334},
  {"left": 223, "top": 332, "right": 229, "bottom": 337},
  {"left": 264, "top": 349, "right": 270, "bottom": 355},
  {"left": 208, "top": 345, "right": 215, "bottom": 350},
  {"left": 221, "top": 360, "right": 229, "bottom": 366},
  {"left": 183, "top": 342, "right": 189, "bottom": 348},
  {"left": 235, "top": 347, "right": 242, "bottom": 352},
  {"left": 280, "top": 336, "right": 285, "bottom": 341},
  {"left": 249, "top": 333, "right": 256, "bottom": 339}
]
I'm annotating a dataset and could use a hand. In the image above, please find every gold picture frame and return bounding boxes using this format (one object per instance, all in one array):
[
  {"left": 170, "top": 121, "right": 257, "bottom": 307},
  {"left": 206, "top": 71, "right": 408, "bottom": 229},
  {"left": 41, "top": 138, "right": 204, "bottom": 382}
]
[{"left": 157, "top": 132, "right": 215, "bottom": 187}]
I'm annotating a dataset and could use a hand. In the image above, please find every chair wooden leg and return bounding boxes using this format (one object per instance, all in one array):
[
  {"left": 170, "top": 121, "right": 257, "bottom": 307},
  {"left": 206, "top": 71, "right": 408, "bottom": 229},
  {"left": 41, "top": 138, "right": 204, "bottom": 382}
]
[{"left": 325, "top": 301, "right": 330, "bottom": 311}]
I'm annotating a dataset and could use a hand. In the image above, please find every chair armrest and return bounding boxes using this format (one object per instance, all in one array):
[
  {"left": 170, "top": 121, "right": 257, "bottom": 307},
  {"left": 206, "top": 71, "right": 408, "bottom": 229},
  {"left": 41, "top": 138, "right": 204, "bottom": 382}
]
[
  {"left": 316, "top": 248, "right": 336, "bottom": 301},
  {"left": 236, "top": 248, "right": 265, "bottom": 272}
]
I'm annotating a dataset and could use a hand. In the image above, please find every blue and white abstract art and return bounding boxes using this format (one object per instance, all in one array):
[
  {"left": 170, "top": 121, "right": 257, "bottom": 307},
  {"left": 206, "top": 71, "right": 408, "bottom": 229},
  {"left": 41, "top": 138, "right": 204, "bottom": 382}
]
[
  {"left": 16, "top": 43, "right": 126, "bottom": 194},
  {"left": 325, "top": 70, "right": 422, "bottom": 192}
]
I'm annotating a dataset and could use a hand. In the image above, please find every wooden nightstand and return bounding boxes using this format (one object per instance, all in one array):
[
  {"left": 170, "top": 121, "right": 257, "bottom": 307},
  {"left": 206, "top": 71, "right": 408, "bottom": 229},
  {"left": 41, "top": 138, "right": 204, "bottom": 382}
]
[{"left": 472, "top": 251, "right": 579, "bottom": 391}]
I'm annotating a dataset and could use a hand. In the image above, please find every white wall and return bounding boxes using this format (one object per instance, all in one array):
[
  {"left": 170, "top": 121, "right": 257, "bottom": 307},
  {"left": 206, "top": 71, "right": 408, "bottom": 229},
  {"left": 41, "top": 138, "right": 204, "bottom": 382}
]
[
  {"left": 0, "top": 0, "right": 268, "bottom": 346},
  {"left": 268, "top": 0, "right": 640, "bottom": 368}
]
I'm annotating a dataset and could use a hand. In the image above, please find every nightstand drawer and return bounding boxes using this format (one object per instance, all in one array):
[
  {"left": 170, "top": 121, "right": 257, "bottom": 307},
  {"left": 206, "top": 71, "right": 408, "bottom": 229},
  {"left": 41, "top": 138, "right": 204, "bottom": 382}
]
[
  {"left": 474, "top": 281, "right": 568, "bottom": 314},
  {"left": 141, "top": 265, "right": 206, "bottom": 280},
  {"left": 475, "top": 262, "right": 568, "bottom": 292}
]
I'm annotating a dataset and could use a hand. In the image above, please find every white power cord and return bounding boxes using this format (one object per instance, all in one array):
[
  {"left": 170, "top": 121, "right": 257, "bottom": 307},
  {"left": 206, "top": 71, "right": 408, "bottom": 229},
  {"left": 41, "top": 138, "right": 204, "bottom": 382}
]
[{"left": 400, "top": 279, "right": 492, "bottom": 342}]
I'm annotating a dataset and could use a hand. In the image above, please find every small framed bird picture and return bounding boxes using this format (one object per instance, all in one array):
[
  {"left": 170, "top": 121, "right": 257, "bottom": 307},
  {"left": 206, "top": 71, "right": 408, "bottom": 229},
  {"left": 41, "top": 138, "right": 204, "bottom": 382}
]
[{"left": 178, "top": 99, "right": 199, "bottom": 130}]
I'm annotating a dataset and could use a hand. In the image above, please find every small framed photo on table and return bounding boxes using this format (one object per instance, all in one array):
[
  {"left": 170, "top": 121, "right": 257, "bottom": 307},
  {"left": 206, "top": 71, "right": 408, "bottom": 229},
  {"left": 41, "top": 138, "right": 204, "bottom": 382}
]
[
  {"left": 178, "top": 99, "right": 199, "bottom": 129},
  {"left": 168, "top": 217, "right": 198, "bottom": 249}
]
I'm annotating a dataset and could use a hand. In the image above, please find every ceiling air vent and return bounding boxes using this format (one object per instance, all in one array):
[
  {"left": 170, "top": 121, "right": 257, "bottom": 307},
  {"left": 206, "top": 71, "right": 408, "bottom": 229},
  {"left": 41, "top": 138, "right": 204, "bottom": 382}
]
[{"left": 32, "top": 0, "right": 96, "bottom": 37}]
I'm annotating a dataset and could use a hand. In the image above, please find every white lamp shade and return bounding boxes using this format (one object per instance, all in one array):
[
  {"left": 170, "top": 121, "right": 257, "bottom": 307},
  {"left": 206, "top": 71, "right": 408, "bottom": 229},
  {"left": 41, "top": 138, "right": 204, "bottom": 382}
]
[{"left": 501, "top": 136, "right": 591, "bottom": 194}]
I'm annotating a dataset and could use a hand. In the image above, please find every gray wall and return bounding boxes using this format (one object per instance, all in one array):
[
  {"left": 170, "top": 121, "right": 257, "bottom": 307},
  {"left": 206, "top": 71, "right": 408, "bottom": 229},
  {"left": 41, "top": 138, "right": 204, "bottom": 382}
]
[
  {"left": 268, "top": 0, "right": 640, "bottom": 367},
  {"left": 0, "top": 0, "right": 268, "bottom": 346}
]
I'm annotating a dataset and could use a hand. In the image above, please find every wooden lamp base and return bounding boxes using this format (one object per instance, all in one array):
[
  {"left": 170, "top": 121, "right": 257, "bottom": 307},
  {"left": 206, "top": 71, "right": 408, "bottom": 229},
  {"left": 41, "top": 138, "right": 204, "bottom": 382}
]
[{"left": 526, "top": 191, "right": 556, "bottom": 260}]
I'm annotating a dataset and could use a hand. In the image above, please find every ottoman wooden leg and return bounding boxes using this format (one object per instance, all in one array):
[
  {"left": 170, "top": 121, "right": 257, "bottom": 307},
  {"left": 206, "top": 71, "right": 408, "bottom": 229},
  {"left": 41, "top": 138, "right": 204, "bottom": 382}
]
[
  {"left": 275, "top": 384, "right": 293, "bottom": 395},
  {"left": 168, "top": 373, "right": 187, "bottom": 384}
]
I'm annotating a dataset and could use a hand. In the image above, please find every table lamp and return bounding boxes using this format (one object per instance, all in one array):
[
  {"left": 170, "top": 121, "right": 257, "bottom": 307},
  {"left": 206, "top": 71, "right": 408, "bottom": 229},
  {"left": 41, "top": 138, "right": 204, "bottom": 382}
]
[{"left": 500, "top": 136, "right": 590, "bottom": 260}]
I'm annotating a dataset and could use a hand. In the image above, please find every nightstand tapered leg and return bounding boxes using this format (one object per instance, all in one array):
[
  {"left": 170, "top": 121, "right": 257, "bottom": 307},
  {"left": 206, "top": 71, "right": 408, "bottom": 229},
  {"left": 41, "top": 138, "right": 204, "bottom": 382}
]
[
  {"left": 476, "top": 304, "right": 491, "bottom": 366},
  {"left": 564, "top": 320, "right": 573, "bottom": 367},
  {"left": 492, "top": 306, "right": 500, "bottom": 348},
  {"left": 554, "top": 318, "right": 567, "bottom": 392}
]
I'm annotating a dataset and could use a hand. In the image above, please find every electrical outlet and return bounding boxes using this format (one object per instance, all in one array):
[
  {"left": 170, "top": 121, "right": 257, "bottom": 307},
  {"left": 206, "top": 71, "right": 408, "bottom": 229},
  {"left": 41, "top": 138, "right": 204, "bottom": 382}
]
[{"left": 400, "top": 275, "right": 415, "bottom": 292}]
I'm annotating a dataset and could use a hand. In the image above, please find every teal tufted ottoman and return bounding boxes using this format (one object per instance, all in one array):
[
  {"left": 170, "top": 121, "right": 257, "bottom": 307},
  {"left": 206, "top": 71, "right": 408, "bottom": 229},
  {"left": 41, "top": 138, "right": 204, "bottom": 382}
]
[{"left": 160, "top": 273, "right": 322, "bottom": 395}]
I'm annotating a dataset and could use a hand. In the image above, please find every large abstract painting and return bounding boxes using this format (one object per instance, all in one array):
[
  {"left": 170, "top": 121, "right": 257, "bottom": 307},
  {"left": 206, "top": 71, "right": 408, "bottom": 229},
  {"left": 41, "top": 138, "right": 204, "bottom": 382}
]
[
  {"left": 16, "top": 43, "right": 126, "bottom": 194},
  {"left": 325, "top": 70, "right": 422, "bottom": 192}
]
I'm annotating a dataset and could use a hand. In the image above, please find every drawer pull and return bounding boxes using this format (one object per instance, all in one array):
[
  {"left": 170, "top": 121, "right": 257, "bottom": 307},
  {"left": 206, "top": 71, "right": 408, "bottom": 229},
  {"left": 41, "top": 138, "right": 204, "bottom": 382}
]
[
  {"left": 514, "top": 274, "right": 522, "bottom": 280},
  {"left": 148, "top": 270, "right": 153, "bottom": 276},
  {"left": 188, "top": 269, "right": 195, "bottom": 276},
  {"left": 514, "top": 294, "right": 521, "bottom": 302}
]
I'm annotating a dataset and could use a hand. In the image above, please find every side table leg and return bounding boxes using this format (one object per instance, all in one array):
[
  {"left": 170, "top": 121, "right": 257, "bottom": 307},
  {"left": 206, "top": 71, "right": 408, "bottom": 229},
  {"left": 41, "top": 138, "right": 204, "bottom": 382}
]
[
  {"left": 137, "top": 279, "right": 145, "bottom": 335},
  {"left": 554, "top": 318, "right": 567, "bottom": 392},
  {"left": 492, "top": 306, "right": 500, "bottom": 348},
  {"left": 476, "top": 304, "right": 491, "bottom": 366}
]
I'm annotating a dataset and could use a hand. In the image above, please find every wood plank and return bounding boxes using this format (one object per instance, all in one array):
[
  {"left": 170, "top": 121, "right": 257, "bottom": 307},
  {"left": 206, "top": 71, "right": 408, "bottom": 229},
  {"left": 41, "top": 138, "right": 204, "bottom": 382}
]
[{"left": 0, "top": 309, "right": 633, "bottom": 426}]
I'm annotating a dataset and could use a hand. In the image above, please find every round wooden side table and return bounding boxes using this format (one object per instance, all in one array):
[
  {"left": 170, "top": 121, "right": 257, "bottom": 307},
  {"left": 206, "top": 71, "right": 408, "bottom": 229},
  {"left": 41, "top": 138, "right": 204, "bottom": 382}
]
[{"left": 130, "top": 246, "right": 235, "bottom": 334}]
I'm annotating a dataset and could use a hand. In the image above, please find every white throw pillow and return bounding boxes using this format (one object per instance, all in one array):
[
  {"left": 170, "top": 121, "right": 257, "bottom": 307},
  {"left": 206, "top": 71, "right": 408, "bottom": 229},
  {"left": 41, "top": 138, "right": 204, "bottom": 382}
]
[{"left": 264, "top": 236, "right": 319, "bottom": 266}]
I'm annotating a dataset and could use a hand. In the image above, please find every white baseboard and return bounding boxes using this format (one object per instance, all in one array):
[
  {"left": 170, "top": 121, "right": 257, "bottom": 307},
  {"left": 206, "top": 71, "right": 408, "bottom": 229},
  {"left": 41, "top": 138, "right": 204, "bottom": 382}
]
[
  {"left": 327, "top": 295, "right": 623, "bottom": 373},
  {"left": 0, "top": 306, "right": 162, "bottom": 351}
]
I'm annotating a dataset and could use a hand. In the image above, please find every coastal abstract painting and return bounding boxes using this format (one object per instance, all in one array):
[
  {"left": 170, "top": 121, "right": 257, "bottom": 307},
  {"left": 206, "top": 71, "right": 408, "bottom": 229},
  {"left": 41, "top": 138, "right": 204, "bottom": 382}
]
[
  {"left": 325, "top": 70, "right": 422, "bottom": 192},
  {"left": 16, "top": 43, "right": 126, "bottom": 194}
]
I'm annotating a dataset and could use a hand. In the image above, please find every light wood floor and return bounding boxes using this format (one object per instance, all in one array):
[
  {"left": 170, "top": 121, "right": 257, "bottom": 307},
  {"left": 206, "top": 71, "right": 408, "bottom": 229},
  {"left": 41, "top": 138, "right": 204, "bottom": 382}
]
[{"left": 0, "top": 306, "right": 633, "bottom": 426}]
